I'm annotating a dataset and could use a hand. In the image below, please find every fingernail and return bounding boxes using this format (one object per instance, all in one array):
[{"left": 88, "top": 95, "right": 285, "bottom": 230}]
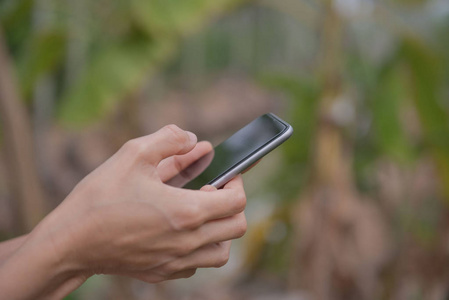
[{"left": 187, "top": 131, "right": 197, "bottom": 144}]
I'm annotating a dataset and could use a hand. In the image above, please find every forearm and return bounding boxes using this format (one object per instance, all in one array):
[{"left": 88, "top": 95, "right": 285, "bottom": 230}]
[
  {"left": 0, "top": 228, "right": 86, "bottom": 299},
  {"left": 0, "top": 234, "right": 28, "bottom": 263}
]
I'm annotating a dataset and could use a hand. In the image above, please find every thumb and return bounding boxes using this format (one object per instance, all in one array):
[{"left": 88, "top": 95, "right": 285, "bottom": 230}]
[
  {"left": 200, "top": 185, "right": 217, "bottom": 192},
  {"left": 129, "top": 125, "right": 197, "bottom": 166}
]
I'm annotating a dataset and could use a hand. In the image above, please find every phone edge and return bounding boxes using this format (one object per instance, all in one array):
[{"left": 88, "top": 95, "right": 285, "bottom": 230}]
[{"left": 210, "top": 113, "right": 293, "bottom": 188}]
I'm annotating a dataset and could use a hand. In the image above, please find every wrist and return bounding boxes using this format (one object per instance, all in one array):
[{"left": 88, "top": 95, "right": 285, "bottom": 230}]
[
  {"left": 32, "top": 210, "right": 93, "bottom": 281},
  {"left": 0, "top": 216, "right": 89, "bottom": 299},
  {"left": 0, "top": 234, "right": 28, "bottom": 263}
]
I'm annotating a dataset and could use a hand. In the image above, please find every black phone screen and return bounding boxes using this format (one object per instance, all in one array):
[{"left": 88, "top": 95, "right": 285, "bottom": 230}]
[{"left": 166, "top": 114, "right": 288, "bottom": 189}]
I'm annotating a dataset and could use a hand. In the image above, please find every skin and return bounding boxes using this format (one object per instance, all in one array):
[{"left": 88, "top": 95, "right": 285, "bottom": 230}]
[{"left": 0, "top": 125, "right": 247, "bottom": 299}]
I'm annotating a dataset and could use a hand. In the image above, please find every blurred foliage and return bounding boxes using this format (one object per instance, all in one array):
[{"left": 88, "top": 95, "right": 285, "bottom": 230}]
[
  {"left": 59, "top": 34, "right": 174, "bottom": 125},
  {"left": 0, "top": 0, "right": 250, "bottom": 126},
  {"left": 260, "top": 74, "right": 320, "bottom": 201},
  {"left": 370, "top": 58, "right": 414, "bottom": 164},
  {"left": 60, "top": 0, "right": 249, "bottom": 126},
  {"left": 0, "top": 0, "right": 33, "bottom": 51},
  {"left": 18, "top": 30, "right": 66, "bottom": 98},
  {"left": 241, "top": 4, "right": 449, "bottom": 291},
  {"left": 401, "top": 37, "right": 449, "bottom": 202}
]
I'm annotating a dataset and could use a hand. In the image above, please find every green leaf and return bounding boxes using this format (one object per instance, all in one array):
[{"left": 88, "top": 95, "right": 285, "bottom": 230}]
[
  {"left": 0, "top": 0, "right": 34, "bottom": 55},
  {"left": 401, "top": 37, "right": 449, "bottom": 202},
  {"left": 58, "top": 0, "right": 250, "bottom": 127},
  {"left": 370, "top": 59, "right": 414, "bottom": 163},
  {"left": 130, "top": 0, "right": 249, "bottom": 38},
  {"left": 58, "top": 36, "right": 176, "bottom": 126},
  {"left": 0, "top": 0, "right": 33, "bottom": 27},
  {"left": 17, "top": 30, "right": 66, "bottom": 98}
]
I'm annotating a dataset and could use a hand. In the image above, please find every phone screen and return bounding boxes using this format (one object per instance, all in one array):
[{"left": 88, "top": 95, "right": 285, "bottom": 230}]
[{"left": 166, "top": 114, "right": 289, "bottom": 189}]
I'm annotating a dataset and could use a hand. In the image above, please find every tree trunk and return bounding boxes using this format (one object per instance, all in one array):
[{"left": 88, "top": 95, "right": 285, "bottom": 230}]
[{"left": 0, "top": 27, "right": 47, "bottom": 234}]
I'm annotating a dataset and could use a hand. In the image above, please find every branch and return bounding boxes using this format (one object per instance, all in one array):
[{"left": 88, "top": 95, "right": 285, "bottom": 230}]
[{"left": 0, "top": 26, "right": 47, "bottom": 234}]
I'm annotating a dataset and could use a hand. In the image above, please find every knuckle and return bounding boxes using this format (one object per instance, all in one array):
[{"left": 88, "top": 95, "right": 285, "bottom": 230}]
[
  {"left": 215, "top": 246, "right": 230, "bottom": 268},
  {"left": 122, "top": 138, "right": 146, "bottom": 158},
  {"left": 234, "top": 214, "right": 247, "bottom": 238},
  {"left": 163, "top": 124, "right": 189, "bottom": 145},
  {"left": 232, "top": 189, "right": 247, "bottom": 213},
  {"left": 170, "top": 203, "right": 202, "bottom": 231},
  {"left": 162, "top": 261, "right": 182, "bottom": 275},
  {"left": 175, "top": 239, "right": 197, "bottom": 257}
]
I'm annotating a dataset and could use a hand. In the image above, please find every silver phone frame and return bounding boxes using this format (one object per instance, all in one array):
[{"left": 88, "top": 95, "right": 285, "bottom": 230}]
[{"left": 209, "top": 113, "right": 293, "bottom": 188}]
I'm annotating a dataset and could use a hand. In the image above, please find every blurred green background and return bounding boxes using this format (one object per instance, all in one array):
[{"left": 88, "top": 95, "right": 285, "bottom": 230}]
[{"left": 1, "top": 0, "right": 449, "bottom": 299}]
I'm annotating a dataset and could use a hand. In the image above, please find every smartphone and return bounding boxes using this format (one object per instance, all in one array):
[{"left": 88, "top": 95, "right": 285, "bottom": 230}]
[{"left": 166, "top": 113, "right": 293, "bottom": 189}]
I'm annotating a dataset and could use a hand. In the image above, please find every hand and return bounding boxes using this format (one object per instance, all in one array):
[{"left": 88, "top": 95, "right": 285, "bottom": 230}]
[
  {"left": 0, "top": 125, "right": 247, "bottom": 299},
  {"left": 0, "top": 140, "right": 211, "bottom": 269}
]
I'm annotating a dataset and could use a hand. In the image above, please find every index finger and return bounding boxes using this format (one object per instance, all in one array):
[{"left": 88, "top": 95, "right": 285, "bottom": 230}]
[
  {"left": 166, "top": 176, "right": 246, "bottom": 229},
  {"left": 222, "top": 174, "right": 244, "bottom": 191},
  {"left": 195, "top": 175, "right": 246, "bottom": 222}
]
